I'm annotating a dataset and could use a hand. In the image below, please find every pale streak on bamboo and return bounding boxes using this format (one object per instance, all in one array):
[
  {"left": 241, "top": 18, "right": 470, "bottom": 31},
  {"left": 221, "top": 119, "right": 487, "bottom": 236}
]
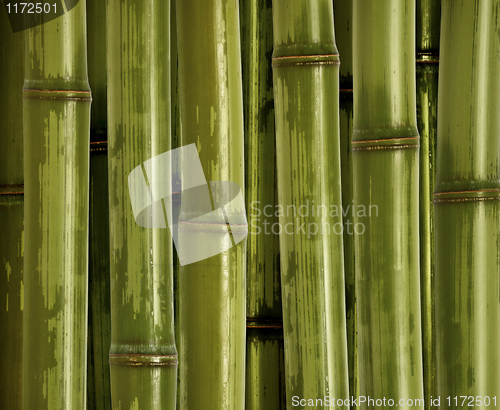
[
  {"left": 353, "top": 1, "right": 424, "bottom": 408},
  {"left": 22, "top": 1, "right": 91, "bottom": 408},
  {"left": 416, "top": 1, "right": 440, "bottom": 408},
  {"left": 434, "top": 0, "right": 500, "bottom": 402},
  {"left": 272, "top": 0, "right": 349, "bottom": 407}
]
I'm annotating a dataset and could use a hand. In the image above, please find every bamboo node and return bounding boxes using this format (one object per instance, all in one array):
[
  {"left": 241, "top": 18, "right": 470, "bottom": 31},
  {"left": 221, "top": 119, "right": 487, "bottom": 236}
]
[{"left": 109, "top": 353, "right": 179, "bottom": 366}]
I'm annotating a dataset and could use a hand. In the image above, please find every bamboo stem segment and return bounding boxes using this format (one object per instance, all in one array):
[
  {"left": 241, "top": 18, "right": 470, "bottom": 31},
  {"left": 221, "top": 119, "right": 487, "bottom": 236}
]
[
  {"left": 107, "top": 0, "right": 177, "bottom": 407},
  {"left": 333, "top": 1, "right": 358, "bottom": 406},
  {"left": 176, "top": 0, "right": 247, "bottom": 408},
  {"left": 416, "top": 1, "right": 440, "bottom": 408},
  {"left": 272, "top": 1, "right": 349, "bottom": 407},
  {"left": 0, "top": 11, "right": 24, "bottom": 410},
  {"left": 435, "top": 0, "right": 500, "bottom": 401},
  {"left": 240, "top": 0, "right": 286, "bottom": 408},
  {"left": 353, "top": 1, "right": 424, "bottom": 407},
  {"left": 22, "top": 1, "right": 91, "bottom": 408}
]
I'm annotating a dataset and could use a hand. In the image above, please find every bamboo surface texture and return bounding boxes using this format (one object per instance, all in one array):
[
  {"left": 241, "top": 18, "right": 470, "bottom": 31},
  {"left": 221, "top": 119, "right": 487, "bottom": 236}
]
[
  {"left": 22, "top": 1, "right": 91, "bottom": 408},
  {"left": 240, "top": 0, "right": 286, "bottom": 408},
  {"left": 272, "top": 0, "right": 349, "bottom": 407},
  {"left": 353, "top": 1, "right": 424, "bottom": 408},
  {"left": 176, "top": 0, "right": 247, "bottom": 408},
  {"left": 435, "top": 0, "right": 500, "bottom": 403},
  {"left": 107, "top": 0, "right": 177, "bottom": 408},
  {"left": 0, "top": 11, "right": 24, "bottom": 410},
  {"left": 416, "top": 0, "right": 440, "bottom": 408},
  {"left": 86, "top": 0, "right": 111, "bottom": 408},
  {"left": 334, "top": 0, "right": 358, "bottom": 406}
]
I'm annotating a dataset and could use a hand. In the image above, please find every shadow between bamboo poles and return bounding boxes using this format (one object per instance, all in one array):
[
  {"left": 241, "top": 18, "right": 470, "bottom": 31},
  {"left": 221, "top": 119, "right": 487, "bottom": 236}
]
[
  {"left": 175, "top": 0, "right": 247, "bottom": 408},
  {"left": 107, "top": 0, "right": 177, "bottom": 408},
  {"left": 240, "top": 0, "right": 286, "bottom": 408},
  {"left": 416, "top": 1, "right": 440, "bottom": 408},
  {"left": 434, "top": 0, "right": 500, "bottom": 401},
  {"left": 333, "top": 1, "right": 358, "bottom": 407},
  {"left": 272, "top": 0, "right": 349, "bottom": 407},
  {"left": 353, "top": 1, "right": 424, "bottom": 408},
  {"left": 86, "top": 0, "right": 111, "bottom": 408},
  {"left": 22, "top": 1, "right": 91, "bottom": 408},
  {"left": 0, "top": 10, "right": 24, "bottom": 410}
]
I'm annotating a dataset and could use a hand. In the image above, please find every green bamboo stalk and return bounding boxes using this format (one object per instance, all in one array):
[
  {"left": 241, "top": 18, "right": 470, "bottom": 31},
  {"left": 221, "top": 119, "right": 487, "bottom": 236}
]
[
  {"left": 86, "top": 0, "right": 111, "bottom": 409},
  {"left": 272, "top": 1, "right": 349, "bottom": 407},
  {"left": 246, "top": 328, "right": 286, "bottom": 408},
  {"left": 22, "top": 1, "right": 91, "bottom": 408},
  {"left": 170, "top": 0, "right": 181, "bottom": 408},
  {"left": 87, "top": 143, "right": 111, "bottom": 410},
  {"left": 435, "top": 0, "right": 500, "bottom": 402},
  {"left": 107, "top": 0, "right": 177, "bottom": 408},
  {"left": 416, "top": 1, "right": 440, "bottom": 408},
  {"left": 0, "top": 12, "right": 24, "bottom": 410},
  {"left": 333, "top": 1, "right": 358, "bottom": 407},
  {"left": 176, "top": 0, "right": 247, "bottom": 408},
  {"left": 240, "top": 0, "right": 285, "bottom": 408},
  {"left": 353, "top": 1, "right": 424, "bottom": 407}
]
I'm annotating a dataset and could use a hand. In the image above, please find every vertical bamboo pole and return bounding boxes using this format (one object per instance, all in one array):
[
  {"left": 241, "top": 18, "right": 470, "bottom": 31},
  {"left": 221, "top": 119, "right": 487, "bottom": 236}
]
[
  {"left": 416, "top": 1, "right": 440, "bottom": 408},
  {"left": 333, "top": 1, "right": 358, "bottom": 406},
  {"left": 272, "top": 0, "right": 349, "bottom": 407},
  {"left": 170, "top": 0, "right": 181, "bottom": 407},
  {"left": 176, "top": 0, "right": 247, "bottom": 408},
  {"left": 22, "top": 1, "right": 91, "bottom": 408},
  {"left": 240, "top": 0, "right": 286, "bottom": 408},
  {"left": 107, "top": 0, "right": 177, "bottom": 407},
  {"left": 353, "top": 1, "right": 424, "bottom": 408},
  {"left": 0, "top": 12, "right": 24, "bottom": 409},
  {"left": 435, "top": 0, "right": 500, "bottom": 402},
  {"left": 86, "top": 0, "right": 111, "bottom": 409}
]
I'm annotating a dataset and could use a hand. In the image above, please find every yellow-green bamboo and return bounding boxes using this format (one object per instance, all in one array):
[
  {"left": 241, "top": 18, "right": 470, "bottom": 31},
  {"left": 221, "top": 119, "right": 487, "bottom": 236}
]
[
  {"left": 22, "top": 1, "right": 91, "bottom": 408},
  {"left": 353, "top": 1, "right": 424, "bottom": 408},
  {"left": 272, "top": 0, "right": 349, "bottom": 407},
  {"left": 435, "top": 0, "right": 500, "bottom": 403},
  {"left": 0, "top": 11, "right": 24, "bottom": 410},
  {"left": 176, "top": 0, "right": 247, "bottom": 408},
  {"left": 334, "top": 1, "right": 358, "bottom": 406},
  {"left": 107, "top": 0, "right": 177, "bottom": 407},
  {"left": 240, "top": 0, "right": 285, "bottom": 408},
  {"left": 416, "top": 1, "right": 440, "bottom": 408}
]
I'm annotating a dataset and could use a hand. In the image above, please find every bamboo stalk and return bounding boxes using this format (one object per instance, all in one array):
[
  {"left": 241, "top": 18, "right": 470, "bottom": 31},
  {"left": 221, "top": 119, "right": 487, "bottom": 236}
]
[
  {"left": 416, "top": 1, "right": 440, "bottom": 408},
  {"left": 0, "top": 12, "right": 24, "bottom": 410},
  {"left": 176, "top": 0, "right": 247, "bottom": 408},
  {"left": 240, "top": 0, "right": 285, "bottom": 407},
  {"left": 352, "top": 1, "right": 424, "bottom": 407},
  {"left": 272, "top": 1, "right": 349, "bottom": 407},
  {"left": 107, "top": 0, "right": 177, "bottom": 407},
  {"left": 22, "top": 1, "right": 91, "bottom": 408},
  {"left": 86, "top": 0, "right": 111, "bottom": 408},
  {"left": 435, "top": 0, "right": 500, "bottom": 401},
  {"left": 333, "top": 1, "right": 358, "bottom": 406},
  {"left": 170, "top": 0, "right": 181, "bottom": 408}
]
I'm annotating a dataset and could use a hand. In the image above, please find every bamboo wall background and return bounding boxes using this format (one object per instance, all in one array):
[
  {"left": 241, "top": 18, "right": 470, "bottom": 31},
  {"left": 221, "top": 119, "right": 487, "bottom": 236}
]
[{"left": 0, "top": 0, "right": 499, "bottom": 409}]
